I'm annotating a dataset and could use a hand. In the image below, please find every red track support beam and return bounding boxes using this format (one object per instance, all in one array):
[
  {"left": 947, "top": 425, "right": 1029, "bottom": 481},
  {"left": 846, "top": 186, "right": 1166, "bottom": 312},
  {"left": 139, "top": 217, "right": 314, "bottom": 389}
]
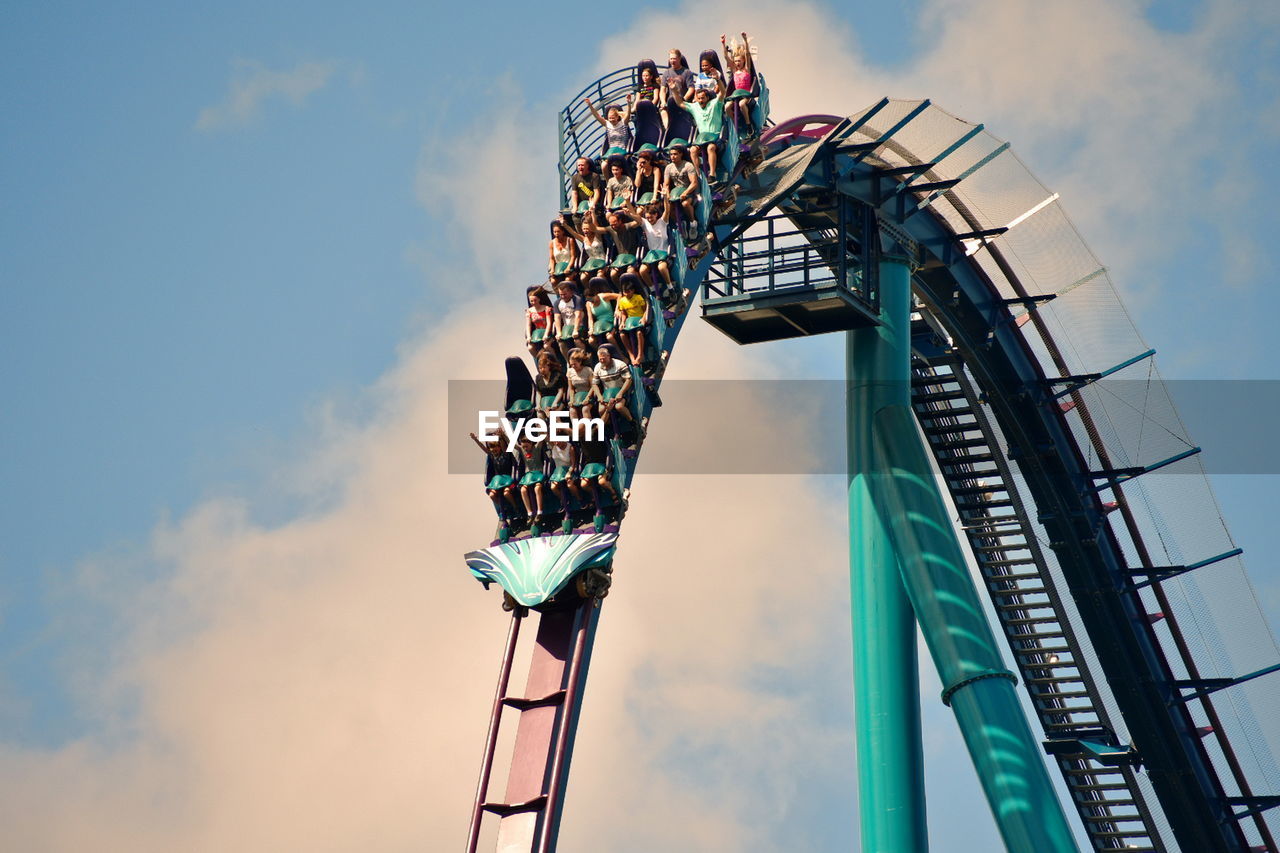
[{"left": 467, "top": 599, "right": 600, "bottom": 853}]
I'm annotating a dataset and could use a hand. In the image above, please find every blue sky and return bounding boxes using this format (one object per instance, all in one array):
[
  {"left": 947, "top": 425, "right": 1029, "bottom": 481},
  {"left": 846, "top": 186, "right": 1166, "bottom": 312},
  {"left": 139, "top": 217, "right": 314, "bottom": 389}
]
[{"left": 3, "top": 0, "right": 1280, "bottom": 849}]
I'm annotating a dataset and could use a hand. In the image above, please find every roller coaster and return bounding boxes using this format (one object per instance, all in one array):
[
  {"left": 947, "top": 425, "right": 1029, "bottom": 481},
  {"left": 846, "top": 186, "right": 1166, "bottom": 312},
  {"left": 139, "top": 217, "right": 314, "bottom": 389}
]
[{"left": 460, "top": 56, "right": 1280, "bottom": 852}]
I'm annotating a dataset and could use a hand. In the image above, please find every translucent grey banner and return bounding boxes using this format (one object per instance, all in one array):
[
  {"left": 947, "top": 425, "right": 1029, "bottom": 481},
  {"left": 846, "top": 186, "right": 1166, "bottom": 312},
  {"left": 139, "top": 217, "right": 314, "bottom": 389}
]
[{"left": 447, "top": 380, "right": 1280, "bottom": 475}]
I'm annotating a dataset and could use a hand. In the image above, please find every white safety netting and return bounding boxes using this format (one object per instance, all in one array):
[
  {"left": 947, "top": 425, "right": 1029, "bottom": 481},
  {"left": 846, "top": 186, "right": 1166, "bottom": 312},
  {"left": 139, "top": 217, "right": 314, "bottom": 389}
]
[{"left": 849, "top": 99, "right": 1280, "bottom": 849}]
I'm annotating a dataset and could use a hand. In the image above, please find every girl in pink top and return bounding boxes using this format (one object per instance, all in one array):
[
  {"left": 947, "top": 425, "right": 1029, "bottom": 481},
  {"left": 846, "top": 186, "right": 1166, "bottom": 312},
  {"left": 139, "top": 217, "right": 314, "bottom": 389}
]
[{"left": 721, "top": 32, "right": 757, "bottom": 136}]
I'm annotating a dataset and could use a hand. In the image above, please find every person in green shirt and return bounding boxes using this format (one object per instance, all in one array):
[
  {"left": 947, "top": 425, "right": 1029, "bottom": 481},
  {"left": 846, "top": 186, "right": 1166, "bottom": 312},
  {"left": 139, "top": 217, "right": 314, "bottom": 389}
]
[{"left": 671, "top": 74, "right": 727, "bottom": 181}]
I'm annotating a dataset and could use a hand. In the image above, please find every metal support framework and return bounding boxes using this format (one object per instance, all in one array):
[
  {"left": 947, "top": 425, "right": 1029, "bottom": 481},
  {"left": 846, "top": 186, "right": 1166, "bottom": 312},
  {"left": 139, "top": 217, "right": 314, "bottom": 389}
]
[
  {"left": 907, "top": 350, "right": 1169, "bottom": 849},
  {"left": 701, "top": 195, "right": 881, "bottom": 344},
  {"left": 705, "top": 195, "right": 875, "bottom": 303},
  {"left": 845, "top": 256, "right": 1077, "bottom": 852},
  {"left": 847, "top": 257, "right": 928, "bottom": 852},
  {"left": 1046, "top": 348, "right": 1157, "bottom": 399},
  {"left": 1229, "top": 798, "right": 1280, "bottom": 822},
  {"left": 1172, "top": 662, "right": 1280, "bottom": 704},
  {"left": 1125, "top": 548, "right": 1244, "bottom": 591},
  {"left": 467, "top": 600, "right": 601, "bottom": 853},
  {"left": 871, "top": 401, "right": 1078, "bottom": 852},
  {"left": 701, "top": 99, "right": 1276, "bottom": 848},
  {"left": 905, "top": 207, "right": 1249, "bottom": 851},
  {"left": 1087, "top": 454, "right": 1204, "bottom": 504}
]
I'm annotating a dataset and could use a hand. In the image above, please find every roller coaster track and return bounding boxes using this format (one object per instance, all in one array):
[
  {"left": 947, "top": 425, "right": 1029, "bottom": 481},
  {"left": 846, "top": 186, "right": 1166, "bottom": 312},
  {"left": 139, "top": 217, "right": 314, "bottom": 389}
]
[{"left": 463, "top": 68, "right": 1280, "bottom": 852}]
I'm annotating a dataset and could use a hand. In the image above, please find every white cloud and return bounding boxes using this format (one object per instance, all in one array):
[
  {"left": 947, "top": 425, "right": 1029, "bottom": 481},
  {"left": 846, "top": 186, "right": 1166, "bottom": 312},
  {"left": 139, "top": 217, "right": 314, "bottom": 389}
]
[
  {"left": 0, "top": 294, "right": 862, "bottom": 851},
  {"left": 412, "top": 76, "right": 558, "bottom": 300},
  {"left": 196, "top": 59, "right": 339, "bottom": 131}
]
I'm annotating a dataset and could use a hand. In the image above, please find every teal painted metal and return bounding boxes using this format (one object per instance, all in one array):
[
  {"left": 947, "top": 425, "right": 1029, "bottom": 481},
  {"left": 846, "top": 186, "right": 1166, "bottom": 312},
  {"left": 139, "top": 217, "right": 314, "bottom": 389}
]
[
  {"left": 870, "top": 402, "right": 1079, "bottom": 852},
  {"left": 465, "top": 533, "right": 617, "bottom": 607},
  {"left": 847, "top": 256, "right": 928, "bottom": 852},
  {"left": 1049, "top": 347, "right": 1156, "bottom": 399}
]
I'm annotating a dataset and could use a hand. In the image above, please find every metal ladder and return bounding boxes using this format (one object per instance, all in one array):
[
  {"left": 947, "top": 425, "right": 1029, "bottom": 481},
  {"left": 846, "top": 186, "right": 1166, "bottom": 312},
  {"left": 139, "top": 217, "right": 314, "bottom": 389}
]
[
  {"left": 466, "top": 599, "right": 601, "bottom": 853},
  {"left": 910, "top": 353, "right": 1165, "bottom": 851}
]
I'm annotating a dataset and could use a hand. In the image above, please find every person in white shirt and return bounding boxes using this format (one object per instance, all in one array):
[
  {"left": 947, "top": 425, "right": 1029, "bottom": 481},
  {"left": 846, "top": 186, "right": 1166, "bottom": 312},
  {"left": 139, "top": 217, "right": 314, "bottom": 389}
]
[
  {"left": 564, "top": 348, "right": 596, "bottom": 420},
  {"left": 619, "top": 201, "right": 675, "bottom": 302}
]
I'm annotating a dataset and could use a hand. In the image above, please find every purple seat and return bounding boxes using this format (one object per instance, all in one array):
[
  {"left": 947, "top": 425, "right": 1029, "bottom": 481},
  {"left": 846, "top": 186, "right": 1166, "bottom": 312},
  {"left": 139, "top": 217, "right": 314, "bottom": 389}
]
[
  {"left": 698, "top": 49, "right": 725, "bottom": 82},
  {"left": 632, "top": 100, "right": 662, "bottom": 150},
  {"left": 504, "top": 356, "right": 536, "bottom": 413},
  {"left": 636, "top": 58, "right": 658, "bottom": 78},
  {"left": 664, "top": 109, "right": 695, "bottom": 148}
]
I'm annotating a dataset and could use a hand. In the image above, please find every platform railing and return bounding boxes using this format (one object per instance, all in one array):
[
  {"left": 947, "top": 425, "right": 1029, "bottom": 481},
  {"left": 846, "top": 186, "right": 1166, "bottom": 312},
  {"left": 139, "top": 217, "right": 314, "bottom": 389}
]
[{"left": 703, "top": 197, "right": 875, "bottom": 309}]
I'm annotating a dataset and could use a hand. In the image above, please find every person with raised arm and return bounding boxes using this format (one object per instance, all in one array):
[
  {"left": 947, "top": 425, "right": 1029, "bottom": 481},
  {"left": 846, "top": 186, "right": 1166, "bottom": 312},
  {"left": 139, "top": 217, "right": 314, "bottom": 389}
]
[
  {"left": 598, "top": 207, "right": 643, "bottom": 287},
  {"left": 671, "top": 69, "right": 727, "bottom": 183},
  {"left": 558, "top": 212, "right": 609, "bottom": 287},
  {"left": 722, "top": 31, "right": 757, "bottom": 136},
  {"left": 584, "top": 94, "right": 635, "bottom": 155},
  {"left": 470, "top": 430, "right": 523, "bottom": 526},
  {"left": 618, "top": 201, "right": 675, "bottom": 306}
]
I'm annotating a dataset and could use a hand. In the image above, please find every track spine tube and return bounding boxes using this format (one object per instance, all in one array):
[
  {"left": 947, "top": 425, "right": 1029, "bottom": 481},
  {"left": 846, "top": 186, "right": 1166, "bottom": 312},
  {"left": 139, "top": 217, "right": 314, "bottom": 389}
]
[
  {"left": 869, "top": 397, "right": 1079, "bottom": 852},
  {"left": 537, "top": 600, "right": 601, "bottom": 853},
  {"left": 847, "top": 255, "right": 929, "bottom": 852}
]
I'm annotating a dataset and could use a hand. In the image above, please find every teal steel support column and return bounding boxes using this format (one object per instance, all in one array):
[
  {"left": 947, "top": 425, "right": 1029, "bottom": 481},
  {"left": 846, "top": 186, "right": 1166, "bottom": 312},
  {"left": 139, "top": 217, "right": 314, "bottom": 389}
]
[
  {"left": 847, "top": 256, "right": 928, "bottom": 852},
  {"left": 864, "top": 377, "right": 1078, "bottom": 853},
  {"left": 870, "top": 405, "right": 1078, "bottom": 851}
]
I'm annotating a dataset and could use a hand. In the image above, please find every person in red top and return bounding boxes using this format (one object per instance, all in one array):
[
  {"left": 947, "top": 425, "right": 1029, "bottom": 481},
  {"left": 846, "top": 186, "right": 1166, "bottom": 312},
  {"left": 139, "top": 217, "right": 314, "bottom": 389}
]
[{"left": 524, "top": 287, "right": 554, "bottom": 359}]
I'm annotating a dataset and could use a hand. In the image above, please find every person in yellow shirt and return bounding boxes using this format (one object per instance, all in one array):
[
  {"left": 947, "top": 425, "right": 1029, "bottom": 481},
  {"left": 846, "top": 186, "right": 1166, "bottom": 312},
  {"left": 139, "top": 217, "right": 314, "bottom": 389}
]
[{"left": 613, "top": 274, "right": 650, "bottom": 367}]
